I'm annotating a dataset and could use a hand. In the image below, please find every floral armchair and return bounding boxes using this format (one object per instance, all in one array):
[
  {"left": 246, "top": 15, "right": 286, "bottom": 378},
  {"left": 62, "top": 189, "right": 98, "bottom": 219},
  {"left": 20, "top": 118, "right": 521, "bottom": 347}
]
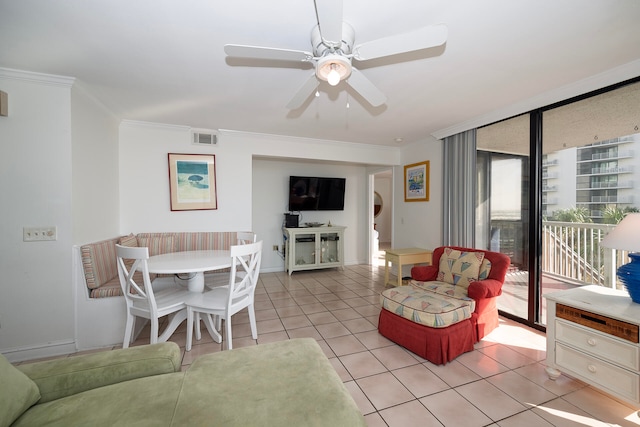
[{"left": 379, "top": 246, "right": 510, "bottom": 364}]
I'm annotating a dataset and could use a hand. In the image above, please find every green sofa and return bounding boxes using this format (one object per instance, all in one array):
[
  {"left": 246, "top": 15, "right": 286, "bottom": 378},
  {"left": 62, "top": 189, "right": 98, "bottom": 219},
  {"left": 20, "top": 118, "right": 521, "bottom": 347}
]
[{"left": 2, "top": 339, "right": 365, "bottom": 426}]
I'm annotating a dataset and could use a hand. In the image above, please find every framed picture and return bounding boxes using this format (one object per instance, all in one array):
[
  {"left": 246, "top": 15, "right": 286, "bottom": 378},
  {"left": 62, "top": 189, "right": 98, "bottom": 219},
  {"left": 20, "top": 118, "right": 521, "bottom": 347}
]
[
  {"left": 404, "top": 160, "right": 430, "bottom": 202},
  {"left": 168, "top": 153, "right": 217, "bottom": 211}
]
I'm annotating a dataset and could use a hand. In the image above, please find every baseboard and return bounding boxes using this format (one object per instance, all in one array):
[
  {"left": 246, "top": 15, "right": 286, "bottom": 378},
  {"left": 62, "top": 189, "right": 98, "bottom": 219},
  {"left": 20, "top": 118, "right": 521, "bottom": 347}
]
[{"left": 2, "top": 339, "right": 76, "bottom": 363}]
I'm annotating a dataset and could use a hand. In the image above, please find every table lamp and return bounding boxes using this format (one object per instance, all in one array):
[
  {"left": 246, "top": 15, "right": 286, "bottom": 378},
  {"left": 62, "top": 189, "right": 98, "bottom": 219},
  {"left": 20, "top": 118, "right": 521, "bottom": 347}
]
[{"left": 600, "top": 213, "right": 640, "bottom": 303}]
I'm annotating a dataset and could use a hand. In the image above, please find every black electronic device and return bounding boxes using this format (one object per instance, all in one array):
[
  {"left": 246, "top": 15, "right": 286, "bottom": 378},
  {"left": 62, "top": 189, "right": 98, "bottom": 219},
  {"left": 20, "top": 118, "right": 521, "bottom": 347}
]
[
  {"left": 284, "top": 213, "right": 299, "bottom": 228},
  {"left": 288, "top": 176, "right": 346, "bottom": 211}
]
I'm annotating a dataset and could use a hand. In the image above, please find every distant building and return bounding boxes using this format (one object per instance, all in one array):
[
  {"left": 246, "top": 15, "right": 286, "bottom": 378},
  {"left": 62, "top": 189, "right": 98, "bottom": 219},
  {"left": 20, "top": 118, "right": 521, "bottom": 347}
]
[{"left": 543, "top": 133, "right": 639, "bottom": 222}]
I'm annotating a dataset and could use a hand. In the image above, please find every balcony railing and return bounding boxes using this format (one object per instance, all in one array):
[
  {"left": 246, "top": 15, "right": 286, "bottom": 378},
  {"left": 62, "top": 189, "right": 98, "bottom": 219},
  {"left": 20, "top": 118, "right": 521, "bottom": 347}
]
[
  {"left": 590, "top": 195, "right": 634, "bottom": 203},
  {"left": 591, "top": 150, "right": 633, "bottom": 160},
  {"left": 585, "top": 165, "right": 634, "bottom": 175},
  {"left": 577, "top": 136, "right": 636, "bottom": 149},
  {"left": 576, "top": 180, "right": 633, "bottom": 190},
  {"left": 489, "top": 220, "right": 630, "bottom": 290},
  {"left": 541, "top": 221, "right": 629, "bottom": 290}
]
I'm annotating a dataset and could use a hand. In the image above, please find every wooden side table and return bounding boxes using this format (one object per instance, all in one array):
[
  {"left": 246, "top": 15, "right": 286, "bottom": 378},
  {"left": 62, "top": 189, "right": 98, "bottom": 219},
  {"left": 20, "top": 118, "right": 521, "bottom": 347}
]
[{"left": 384, "top": 247, "right": 433, "bottom": 287}]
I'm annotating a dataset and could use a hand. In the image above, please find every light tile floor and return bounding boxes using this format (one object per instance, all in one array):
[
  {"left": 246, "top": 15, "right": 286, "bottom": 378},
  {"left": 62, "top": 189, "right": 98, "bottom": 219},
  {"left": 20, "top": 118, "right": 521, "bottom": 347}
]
[{"left": 20, "top": 264, "right": 640, "bottom": 426}]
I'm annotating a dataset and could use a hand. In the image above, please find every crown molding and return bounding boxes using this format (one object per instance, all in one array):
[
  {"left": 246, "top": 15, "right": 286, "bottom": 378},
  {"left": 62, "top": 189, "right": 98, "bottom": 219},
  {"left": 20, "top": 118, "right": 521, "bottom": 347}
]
[
  {"left": 0, "top": 67, "right": 75, "bottom": 87},
  {"left": 119, "top": 119, "right": 191, "bottom": 131}
]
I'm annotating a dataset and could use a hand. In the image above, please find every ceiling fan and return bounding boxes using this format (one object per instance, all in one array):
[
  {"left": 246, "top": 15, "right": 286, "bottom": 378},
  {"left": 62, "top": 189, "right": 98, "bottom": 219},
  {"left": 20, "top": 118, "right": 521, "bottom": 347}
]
[{"left": 224, "top": 0, "right": 447, "bottom": 109}]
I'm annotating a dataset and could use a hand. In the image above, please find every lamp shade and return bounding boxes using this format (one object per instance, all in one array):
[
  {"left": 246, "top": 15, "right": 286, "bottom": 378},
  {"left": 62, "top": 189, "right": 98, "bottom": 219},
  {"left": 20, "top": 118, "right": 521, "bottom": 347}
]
[
  {"left": 600, "top": 213, "right": 640, "bottom": 303},
  {"left": 600, "top": 213, "right": 640, "bottom": 252}
]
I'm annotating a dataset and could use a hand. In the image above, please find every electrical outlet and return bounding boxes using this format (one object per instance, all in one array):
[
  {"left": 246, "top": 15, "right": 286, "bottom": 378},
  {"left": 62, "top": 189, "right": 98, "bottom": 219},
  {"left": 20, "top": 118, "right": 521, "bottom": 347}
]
[
  {"left": 272, "top": 245, "right": 279, "bottom": 251},
  {"left": 23, "top": 226, "right": 57, "bottom": 242}
]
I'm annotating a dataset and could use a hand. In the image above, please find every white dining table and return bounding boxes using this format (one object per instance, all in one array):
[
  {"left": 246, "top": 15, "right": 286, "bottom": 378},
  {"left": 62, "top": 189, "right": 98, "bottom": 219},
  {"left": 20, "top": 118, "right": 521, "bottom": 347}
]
[
  {"left": 147, "top": 249, "right": 232, "bottom": 343},
  {"left": 147, "top": 249, "right": 232, "bottom": 292}
]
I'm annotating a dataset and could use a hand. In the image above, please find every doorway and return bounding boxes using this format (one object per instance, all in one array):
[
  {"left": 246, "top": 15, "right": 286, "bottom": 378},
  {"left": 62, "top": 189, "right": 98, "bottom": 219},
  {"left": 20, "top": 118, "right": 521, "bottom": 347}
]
[{"left": 372, "top": 169, "right": 393, "bottom": 266}]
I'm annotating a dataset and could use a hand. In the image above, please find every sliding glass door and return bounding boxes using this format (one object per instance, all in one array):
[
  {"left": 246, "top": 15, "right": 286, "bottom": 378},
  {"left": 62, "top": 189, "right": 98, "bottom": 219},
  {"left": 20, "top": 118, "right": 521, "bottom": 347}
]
[
  {"left": 476, "top": 115, "right": 531, "bottom": 321},
  {"left": 539, "top": 81, "right": 640, "bottom": 324},
  {"left": 474, "top": 79, "right": 640, "bottom": 328}
]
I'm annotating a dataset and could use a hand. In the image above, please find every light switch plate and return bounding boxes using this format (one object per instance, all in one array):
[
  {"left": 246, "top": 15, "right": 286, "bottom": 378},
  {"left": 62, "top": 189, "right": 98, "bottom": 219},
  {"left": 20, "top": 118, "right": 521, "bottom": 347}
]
[
  {"left": 23, "top": 226, "right": 57, "bottom": 241},
  {"left": 0, "top": 90, "right": 7, "bottom": 117}
]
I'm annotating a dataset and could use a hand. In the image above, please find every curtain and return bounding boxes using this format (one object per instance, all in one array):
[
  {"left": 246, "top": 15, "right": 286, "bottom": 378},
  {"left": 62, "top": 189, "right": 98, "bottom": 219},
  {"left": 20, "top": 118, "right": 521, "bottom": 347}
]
[{"left": 443, "top": 129, "right": 477, "bottom": 247}]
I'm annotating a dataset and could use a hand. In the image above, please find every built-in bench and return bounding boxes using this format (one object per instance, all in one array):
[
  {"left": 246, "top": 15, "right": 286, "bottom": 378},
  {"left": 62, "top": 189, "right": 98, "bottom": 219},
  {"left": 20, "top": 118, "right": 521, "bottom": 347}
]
[
  {"left": 80, "top": 232, "right": 238, "bottom": 299},
  {"left": 74, "top": 231, "right": 241, "bottom": 350}
]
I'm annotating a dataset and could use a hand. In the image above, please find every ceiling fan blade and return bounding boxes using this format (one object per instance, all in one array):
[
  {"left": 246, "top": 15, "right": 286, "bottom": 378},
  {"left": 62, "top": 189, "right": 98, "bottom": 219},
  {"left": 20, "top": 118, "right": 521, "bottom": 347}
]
[
  {"left": 314, "top": 0, "right": 343, "bottom": 46},
  {"left": 346, "top": 68, "right": 386, "bottom": 107},
  {"left": 224, "top": 44, "right": 313, "bottom": 62},
  {"left": 286, "top": 73, "right": 319, "bottom": 109},
  {"left": 353, "top": 24, "right": 448, "bottom": 61}
]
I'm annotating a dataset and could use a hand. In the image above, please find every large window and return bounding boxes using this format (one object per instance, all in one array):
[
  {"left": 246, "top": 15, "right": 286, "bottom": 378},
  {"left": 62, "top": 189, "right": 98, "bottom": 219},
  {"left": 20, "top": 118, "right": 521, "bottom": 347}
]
[
  {"left": 475, "top": 79, "right": 640, "bottom": 328},
  {"left": 539, "top": 82, "right": 640, "bottom": 325}
]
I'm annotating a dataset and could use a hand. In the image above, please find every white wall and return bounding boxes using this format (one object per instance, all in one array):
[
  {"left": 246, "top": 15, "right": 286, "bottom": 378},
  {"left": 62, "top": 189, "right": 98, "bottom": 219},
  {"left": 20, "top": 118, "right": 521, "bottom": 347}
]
[
  {"left": 71, "top": 84, "right": 120, "bottom": 244},
  {"left": 393, "top": 136, "right": 443, "bottom": 276},
  {"left": 0, "top": 67, "right": 420, "bottom": 359},
  {"left": 0, "top": 69, "right": 76, "bottom": 359},
  {"left": 118, "top": 122, "right": 252, "bottom": 233},
  {"left": 118, "top": 124, "right": 400, "bottom": 269},
  {"left": 253, "top": 158, "right": 369, "bottom": 271},
  {"left": 70, "top": 83, "right": 125, "bottom": 352}
]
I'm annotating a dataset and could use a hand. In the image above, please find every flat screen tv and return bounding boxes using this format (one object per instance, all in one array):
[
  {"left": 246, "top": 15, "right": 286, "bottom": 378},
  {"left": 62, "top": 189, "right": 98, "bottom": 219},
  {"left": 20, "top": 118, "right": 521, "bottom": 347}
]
[{"left": 288, "top": 176, "right": 346, "bottom": 211}]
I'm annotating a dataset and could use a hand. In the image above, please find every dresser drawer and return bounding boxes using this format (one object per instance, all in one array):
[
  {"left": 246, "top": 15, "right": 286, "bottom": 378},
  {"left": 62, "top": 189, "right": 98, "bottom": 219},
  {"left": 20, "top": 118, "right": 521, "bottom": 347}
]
[
  {"left": 556, "top": 319, "right": 639, "bottom": 371},
  {"left": 556, "top": 343, "right": 640, "bottom": 403}
]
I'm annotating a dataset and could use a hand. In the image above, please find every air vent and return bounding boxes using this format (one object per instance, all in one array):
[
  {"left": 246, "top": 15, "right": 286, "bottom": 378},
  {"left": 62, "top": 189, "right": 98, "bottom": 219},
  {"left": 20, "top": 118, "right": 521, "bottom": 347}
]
[{"left": 191, "top": 129, "right": 218, "bottom": 146}]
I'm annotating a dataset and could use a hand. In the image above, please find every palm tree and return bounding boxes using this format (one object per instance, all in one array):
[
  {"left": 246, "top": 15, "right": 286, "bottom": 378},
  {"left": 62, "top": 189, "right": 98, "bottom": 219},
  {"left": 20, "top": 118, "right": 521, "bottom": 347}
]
[
  {"left": 551, "top": 207, "right": 592, "bottom": 223},
  {"left": 602, "top": 206, "right": 639, "bottom": 224}
]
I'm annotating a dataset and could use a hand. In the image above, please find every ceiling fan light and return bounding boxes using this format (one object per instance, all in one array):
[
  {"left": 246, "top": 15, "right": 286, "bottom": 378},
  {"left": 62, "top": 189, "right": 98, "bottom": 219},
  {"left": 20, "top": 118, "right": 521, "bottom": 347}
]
[
  {"left": 316, "top": 54, "right": 352, "bottom": 85},
  {"left": 327, "top": 67, "right": 341, "bottom": 86}
]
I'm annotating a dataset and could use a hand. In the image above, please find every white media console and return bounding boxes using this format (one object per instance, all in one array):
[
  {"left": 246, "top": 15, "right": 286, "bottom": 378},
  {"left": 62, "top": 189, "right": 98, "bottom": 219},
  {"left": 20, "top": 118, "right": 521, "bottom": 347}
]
[{"left": 283, "top": 225, "right": 345, "bottom": 275}]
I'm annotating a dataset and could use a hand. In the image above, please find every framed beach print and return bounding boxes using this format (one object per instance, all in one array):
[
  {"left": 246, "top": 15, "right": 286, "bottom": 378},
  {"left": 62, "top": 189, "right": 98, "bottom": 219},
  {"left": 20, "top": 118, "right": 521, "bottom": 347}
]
[
  {"left": 168, "top": 153, "right": 217, "bottom": 211},
  {"left": 404, "top": 160, "right": 429, "bottom": 202}
]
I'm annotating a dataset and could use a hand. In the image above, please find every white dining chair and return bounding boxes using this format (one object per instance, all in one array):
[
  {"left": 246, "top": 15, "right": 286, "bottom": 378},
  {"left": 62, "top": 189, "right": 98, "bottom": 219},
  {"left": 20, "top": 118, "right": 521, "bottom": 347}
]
[
  {"left": 204, "top": 231, "right": 257, "bottom": 289},
  {"left": 115, "top": 244, "right": 191, "bottom": 348},
  {"left": 186, "top": 240, "right": 263, "bottom": 351},
  {"left": 237, "top": 231, "right": 257, "bottom": 245}
]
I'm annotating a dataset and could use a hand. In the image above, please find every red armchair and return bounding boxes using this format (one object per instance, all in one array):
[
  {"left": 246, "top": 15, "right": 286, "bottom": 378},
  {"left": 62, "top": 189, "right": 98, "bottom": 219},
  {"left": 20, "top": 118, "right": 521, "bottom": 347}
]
[
  {"left": 411, "top": 246, "right": 510, "bottom": 340},
  {"left": 378, "top": 246, "right": 510, "bottom": 364}
]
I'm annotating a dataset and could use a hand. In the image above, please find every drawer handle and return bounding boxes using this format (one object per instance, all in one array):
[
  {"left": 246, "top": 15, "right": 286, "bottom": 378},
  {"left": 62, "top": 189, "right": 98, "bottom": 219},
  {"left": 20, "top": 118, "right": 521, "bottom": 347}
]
[
  {"left": 587, "top": 337, "right": 597, "bottom": 346},
  {"left": 587, "top": 364, "right": 597, "bottom": 373}
]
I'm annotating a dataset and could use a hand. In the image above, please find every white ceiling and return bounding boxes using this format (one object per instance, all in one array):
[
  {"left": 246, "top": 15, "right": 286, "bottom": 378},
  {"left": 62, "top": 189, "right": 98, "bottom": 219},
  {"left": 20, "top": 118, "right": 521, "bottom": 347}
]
[{"left": 2, "top": 0, "right": 640, "bottom": 146}]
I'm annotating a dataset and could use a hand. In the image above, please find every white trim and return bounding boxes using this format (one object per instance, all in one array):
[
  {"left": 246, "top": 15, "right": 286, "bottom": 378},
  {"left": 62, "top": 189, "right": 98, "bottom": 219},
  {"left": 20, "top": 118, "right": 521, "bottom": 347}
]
[
  {"left": 431, "top": 59, "right": 640, "bottom": 140},
  {"left": 0, "top": 67, "right": 75, "bottom": 87},
  {"left": 2, "top": 340, "right": 76, "bottom": 363},
  {"left": 120, "top": 119, "right": 191, "bottom": 131}
]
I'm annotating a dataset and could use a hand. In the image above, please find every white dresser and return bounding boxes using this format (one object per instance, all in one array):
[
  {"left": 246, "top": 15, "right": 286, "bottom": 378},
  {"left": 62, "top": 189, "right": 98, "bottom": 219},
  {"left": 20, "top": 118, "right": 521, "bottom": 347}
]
[{"left": 545, "top": 285, "right": 640, "bottom": 408}]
